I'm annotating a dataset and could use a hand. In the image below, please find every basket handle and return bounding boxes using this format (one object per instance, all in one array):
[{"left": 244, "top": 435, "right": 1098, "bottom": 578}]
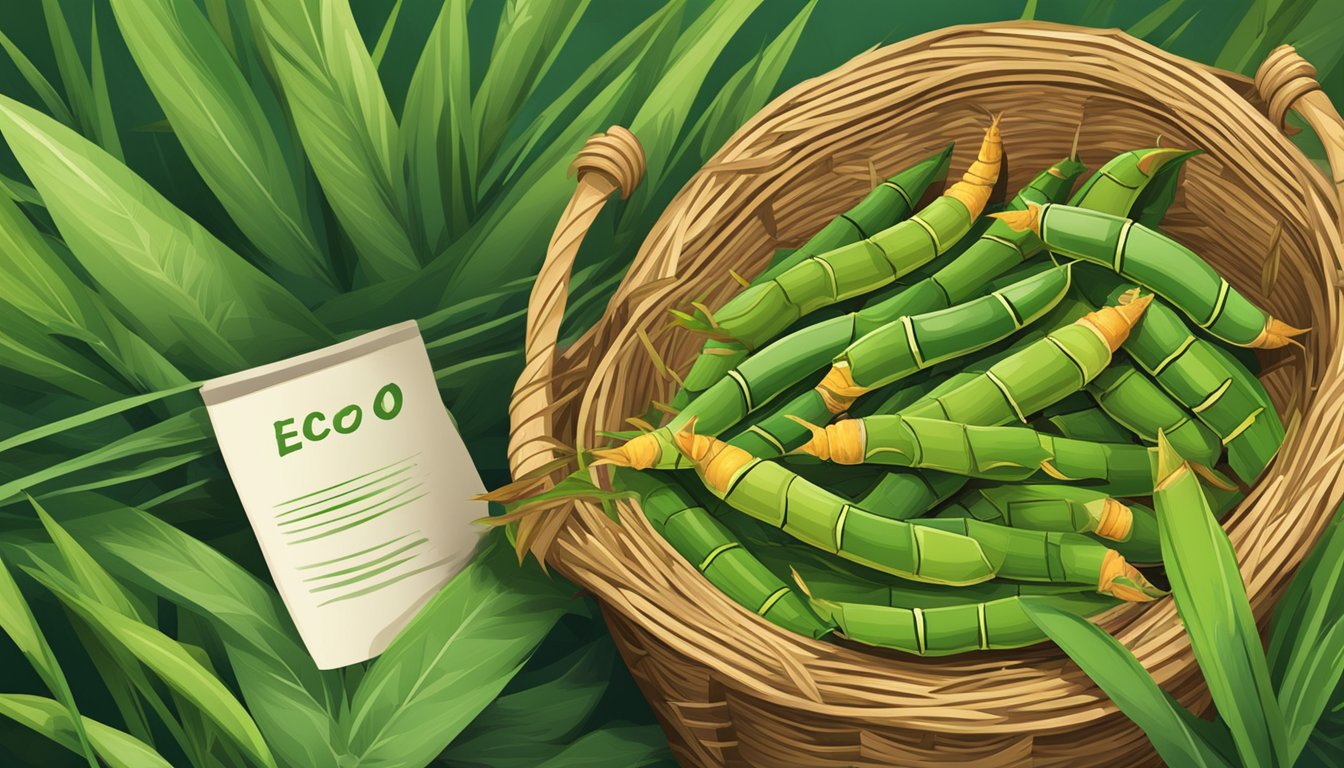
[
  {"left": 1256, "top": 45, "right": 1344, "bottom": 213},
  {"left": 508, "top": 127, "right": 645, "bottom": 481}
]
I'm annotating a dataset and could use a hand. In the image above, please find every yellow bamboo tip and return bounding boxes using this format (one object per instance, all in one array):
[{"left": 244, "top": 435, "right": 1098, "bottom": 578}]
[
  {"left": 1135, "top": 147, "right": 1190, "bottom": 176},
  {"left": 988, "top": 205, "right": 1040, "bottom": 234},
  {"left": 943, "top": 114, "right": 1004, "bottom": 217},
  {"left": 671, "top": 423, "right": 753, "bottom": 494},
  {"left": 1080, "top": 291, "right": 1154, "bottom": 352},
  {"left": 1153, "top": 429, "right": 1188, "bottom": 490},
  {"left": 1093, "top": 499, "right": 1134, "bottom": 541},
  {"left": 789, "top": 416, "right": 866, "bottom": 465},
  {"left": 1098, "top": 549, "right": 1165, "bottom": 602},
  {"left": 590, "top": 433, "right": 661, "bottom": 470},
  {"left": 817, "top": 365, "right": 869, "bottom": 415},
  {"left": 1248, "top": 317, "right": 1311, "bottom": 349}
]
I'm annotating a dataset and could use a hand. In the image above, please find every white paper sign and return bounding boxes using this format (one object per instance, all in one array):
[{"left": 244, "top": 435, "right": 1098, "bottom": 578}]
[{"left": 201, "top": 321, "right": 485, "bottom": 669}]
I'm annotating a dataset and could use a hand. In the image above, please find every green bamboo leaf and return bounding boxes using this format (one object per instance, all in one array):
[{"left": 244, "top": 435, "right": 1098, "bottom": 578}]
[
  {"left": 1154, "top": 436, "right": 1289, "bottom": 767},
  {"left": 107, "top": 0, "right": 333, "bottom": 289},
  {"left": 0, "top": 693, "right": 171, "bottom": 768},
  {"left": 0, "top": 382, "right": 200, "bottom": 455},
  {"left": 25, "top": 568, "right": 278, "bottom": 768},
  {"left": 627, "top": 0, "right": 766, "bottom": 191},
  {"left": 1020, "top": 597, "right": 1233, "bottom": 767},
  {"left": 251, "top": 0, "right": 420, "bottom": 281},
  {"left": 0, "top": 556, "right": 97, "bottom": 767},
  {"left": 443, "top": 636, "right": 614, "bottom": 766},
  {"left": 0, "top": 27, "right": 74, "bottom": 124},
  {"left": 0, "top": 94, "right": 334, "bottom": 376},
  {"left": 61, "top": 500, "right": 347, "bottom": 767},
  {"left": 479, "top": 0, "right": 685, "bottom": 194},
  {"left": 371, "top": 0, "right": 403, "bottom": 68},
  {"left": 1269, "top": 499, "right": 1344, "bottom": 762},
  {"left": 343, "top": 536, "right": 576, "bottom": 767},
  {"left": 1125, "top": 0, "right": 1185, "bottom": 40},
  {"left": 39, "top": 0, "right": 99, "bottom": 145},
  {"left": 535, "top": 724, "right": 672, "bottom": 768},
  {"left": 401, "top": 0, "right": 475, "bottom": 254},
  {"left": 691, "top": 0, "right": 815, "bottom": 160},
  {"left": 87, "top": 5, "right": 123, "bottom": 161},
  {"left": 0, "top": 308, "right": 127, "bottom": 403},
  {"left": 473, "top": 0, "right": 593, "bottom": 171},
  {"left": 0, "top": 194, "right": 189, "bottom": 393},
  {"left": 0, "top": 409, "right": 213, "bottom": 505},
  {"left": 29, "top": 496, "right": 143, "bottom": 620}
]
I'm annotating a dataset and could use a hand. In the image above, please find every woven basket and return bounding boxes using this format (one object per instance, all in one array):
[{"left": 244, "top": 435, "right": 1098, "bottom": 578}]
[{"left": 506, "top": 22, "right": 1344, "bottom": 767}]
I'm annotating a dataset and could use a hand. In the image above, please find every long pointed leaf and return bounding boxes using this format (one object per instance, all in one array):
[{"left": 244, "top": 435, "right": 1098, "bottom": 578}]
[
  {"left": 401, "top": 0, "right": 475, "bottom": 254},
  {"left": 26, "top": 568, "right": 277, "bottom": 768},
  {"left": 0, "top": 27, "right": 74, "bottom": 124},
  {"left": 250, "top": 0, "right": 420, "bottom": 281},
  {"left": 1021, "top": 597, "right": 1233, "bottom": 767},
  {"left": 0, "top": 556, "right": 97, "bottom": 767},
  {"left": 1154, "top": 438, "right": 1289, "bottom": 767},
  {"left": 87, "top": 5, "right": 123, "bottom": 161},
  {"left": 343, "top": 536, "right": 576, "bottom": 767},
  {"left": 0, "top": 693, "right": 171, "bottom": 768},
  {"left": 59, "top": 500, "right": 347, "bottom": 767},
  {"left": 0, "top": 94, "right": 334, "bottom": 376},
  {"left": 1269, "top": 499, "right": 1344, "bottom": 762},
  {"left": 108, "top": 0, "right": 332, "bottom": 289}
]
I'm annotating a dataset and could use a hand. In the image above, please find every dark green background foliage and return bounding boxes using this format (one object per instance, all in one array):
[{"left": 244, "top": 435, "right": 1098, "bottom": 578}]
[{"left": 0, "top": 1, "right": 1341, "bottom": 766}]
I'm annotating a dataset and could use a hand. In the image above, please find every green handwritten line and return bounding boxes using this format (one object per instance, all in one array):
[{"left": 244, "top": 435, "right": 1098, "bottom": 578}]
[
  {"left": 297, "top": 533, "right": 413, "bottom": 570},
  {"left": 316, "top": 556, "right": 454, "bottom": 607},
  {"left": 309, "top": 555, "right": 420, "bottom": 593},
  {"left": 285, "top": 484, "right": 424, "bottom": 535},
  {"left": 278, "top": 476, "right": 414, "bottom": 525},
  {"left": 277, "top": 464, "right": 416, "bottom": 517},
  {"left": 274, "top": 453, "right": 418, "bottom": 507},
  {"left": 290, "top": 492, "right": 428, "bottom": 544},
  {"left": 303, "top": 538, "right": 428, "bottom": 583}
]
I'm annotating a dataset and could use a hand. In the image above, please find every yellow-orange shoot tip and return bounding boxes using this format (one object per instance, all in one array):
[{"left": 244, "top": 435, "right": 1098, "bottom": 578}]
[
  {"left": 988, "top": 206, "right": 1039, "bottom": 234},
  {"left": 590, "top": 434, "right": 660, "bottom": 470},
  {"left": 1248, "top": 318, "right": 1311, "bottom": 349},
  {"left": 1135, "top": 147, "right": 1190, "bottom": 176},
  {"left": 1080, "top": 292, "right": 1153, "bottom": 352}
]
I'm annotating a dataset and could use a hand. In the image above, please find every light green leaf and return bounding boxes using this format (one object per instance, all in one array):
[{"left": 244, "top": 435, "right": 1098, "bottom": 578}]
[
  {"left": 107, "top": 0, "right": 332, "bottom": 289},
  {"left": 0, "top": 556, "right": 97, "bottom": 767},
  {"left": 251, "top": 0, "right": 420, "bottom": 281},
  {"left": 473, "top": 0, "right": 593, "bottom": 171},
  {"left": 343, "top": 536, "right": 575, "bottom": 767},
  {"left": 371, "top": 0, "right": 403, "bottom": 68},
  {"left": 0, "top": 693, "right": 171, "bottom": 768},
  {"left": 0, "top": 27, "right": 74, "bottom": 124},
  {"left": 87, "top": 5, "right": 123, "bottom": 161},
  {"left": 40, "top": 0, "right": 98, "bottom": 145},
  {"left": 26, "top": 567, "right": 277, "bottom": 768},
  {"left": 1269, "top": 499, "right": 1344, "bottom": 762},
  {"left": 62, "top": 500, "right": 346, "bottom": 767},
  {"left": 0, "top": 194, "right": 189, "bottom": 393},
  {"left": 1021, "top": 597, "right": 1233, "bottom": 768},
  {"left": 0, "top": 382, "right": 200, "bottom": 455},
  {"left": 0, "top": 408, "right": 213, "bottom": 505},
  {"left": 0, "top": 94, "right": 334, "bottom": 377},
  {"left": 401, "top": 0, "right": 475, "bottom": 254},
  {"left": 628, "top": 0, "right": 766, "bottom": 191},
  {"left": 1154, "top": 452, "right": 1289, "bottom": 767}
]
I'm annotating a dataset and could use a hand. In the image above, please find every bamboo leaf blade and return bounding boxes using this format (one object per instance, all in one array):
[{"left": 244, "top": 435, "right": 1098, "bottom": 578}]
[
  {"left": 0, "top": 95, "right": 335, "bottom": 377},
  {"left": 58, "top": 499, "right": 347, "bottom": 767},
  {"left": 343, "top": 536, "right": 577, "bottom": 768},
  {"left": 0, "top": 693, "right": 172, "bottom": 768},
  {"left": 87, "top": 5, "right": 123, "bottom": 162},
  {"left": 472, "top": 0, "right": 593, "bottom": 173},
  {"left": 107, "top": 0, "right": 333, "bottom": 290},
  {"left": 1154, "top": 442, "right": 1289, "bottom": 768},
  {"left": 401, "top": 0, "right": 475, "bottom": 255},
  {"left": 251, "top": 0, "right": 420, "bottom": 282},
  {"left": 1268, "top": 499, "right": 1344, "bottom": 762},
  {"left": 24, "top": 567, "right": 278, "bottom": 768},
  {"left": 1021, "top": 597, "right": 1234, "bottom": 768},
  {"left": 0, "top": 195, "right": 190, "bottom": 393},
  {"left": 0, "top": 27, "right": 74, "bottom": 125},
  {"left": 0, "top": 556, "right": 98, "bottom": 767},
  {"left": 535, "top": 724, "right": 673, "bottom": 768}
]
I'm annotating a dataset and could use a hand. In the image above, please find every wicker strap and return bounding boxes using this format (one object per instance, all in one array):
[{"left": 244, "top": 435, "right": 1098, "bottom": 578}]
[
  {"left": 1256, "top": 45, "right": 1344, "bottom": 217},
  {"left": 508, "top": 127, "right": 645, "bottom": 482}
]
